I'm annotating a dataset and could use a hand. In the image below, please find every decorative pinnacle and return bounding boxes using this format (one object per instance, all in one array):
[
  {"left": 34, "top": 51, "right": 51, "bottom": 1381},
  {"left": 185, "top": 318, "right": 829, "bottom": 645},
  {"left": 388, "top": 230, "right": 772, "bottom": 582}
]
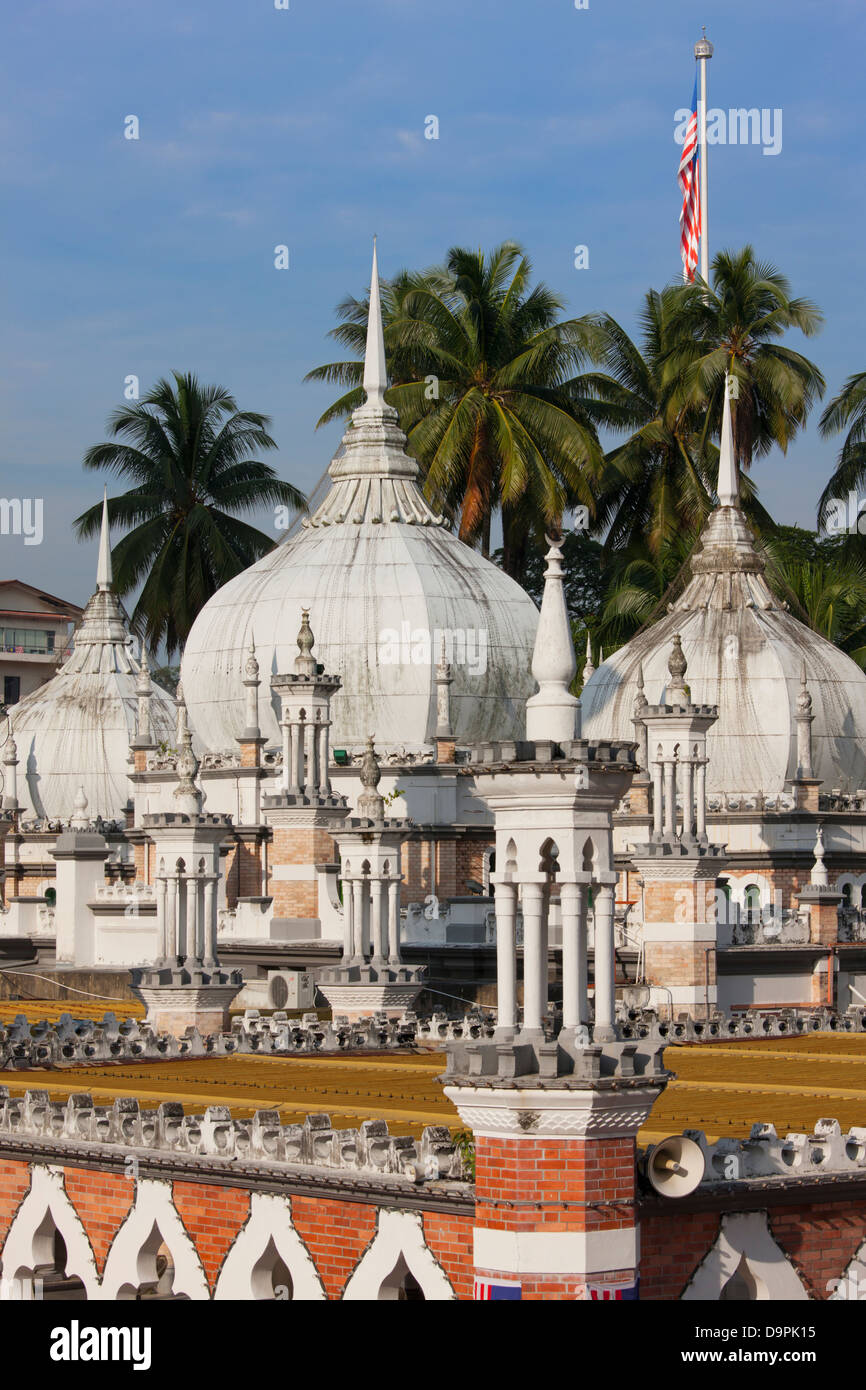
[
  {"left": 244, "top": 635, "right": 260, "bottom": 684},
  {"left": 356, "top": 735, "right": 385, "bottom": 820},
  {"left": 797, "top": 663, "right": 813, "bottom": 715},
  {"left": 811, "top": 824, "right": 829, "bottom": 888},
  {"left": 666, "top": 634, "right": 690, "bottom": 705},
  {"left": 70, "top": 786, "right": 89, "bottom": 830},
  {"left": 294, "top": 609, "right": 317, "bottom": 676},
  {"left": 582, "top": 631, "right": 595, "bottom": 685},
  {"left": 633, "top": 661, "right": 648, "bottom": 716},
  {"left": 362, "top": 237, "right": 388, "bottom": 410},
  {"left": 718, "top": 373, "right": 739, "bottom": 509},
  {"left": 136, "top": 646, "right": 152, "bottom": 697},
  {"left": 96, "top": 487, "right": 113, "bottom": 591}
]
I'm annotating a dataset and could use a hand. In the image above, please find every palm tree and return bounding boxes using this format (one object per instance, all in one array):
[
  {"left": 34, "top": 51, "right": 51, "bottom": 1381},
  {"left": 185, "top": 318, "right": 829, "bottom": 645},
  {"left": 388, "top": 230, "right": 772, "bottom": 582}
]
[
  {"left": 576, "top": 289, "right": 774, "bottom": 562},
  {"left": 663, "top": 246, "right": 825, "bottom": 485},
  {"left": 306, "top": 242, "right": 604, "bottom": 577},
  {"left": 74, "top": 372, "right": 305, "bottom": 656},
  {"left": 817, "top": 372, "right": 866, "bottom": 534},
  {"left": 761, "top": 527, "right": 866, "bottom": 669}
]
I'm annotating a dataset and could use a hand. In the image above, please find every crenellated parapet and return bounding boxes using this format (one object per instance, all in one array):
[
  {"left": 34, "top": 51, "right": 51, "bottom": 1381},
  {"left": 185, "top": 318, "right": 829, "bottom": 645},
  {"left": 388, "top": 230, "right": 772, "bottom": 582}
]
[{"left": 0, "top": 1087, "right": 466, "bottom": 1188}]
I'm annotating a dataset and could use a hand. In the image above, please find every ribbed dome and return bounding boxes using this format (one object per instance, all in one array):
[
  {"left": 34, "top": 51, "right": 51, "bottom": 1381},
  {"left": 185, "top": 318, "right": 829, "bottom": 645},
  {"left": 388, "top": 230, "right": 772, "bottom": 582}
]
[
  {"left": 180, "top": 247, "right": 538, "bottom": 755},
  {"left": 9, "top": 505, "right": 176, "bottom": 822},
  {"left": 581, "top": 504, "right": 866, "bottom": 795}
]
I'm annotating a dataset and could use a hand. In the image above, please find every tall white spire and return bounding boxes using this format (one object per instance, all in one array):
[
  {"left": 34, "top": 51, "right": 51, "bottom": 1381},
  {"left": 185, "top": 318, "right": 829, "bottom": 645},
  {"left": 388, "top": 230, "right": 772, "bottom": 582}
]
[
  {"left": 96, "top": 486, "right": 113, "bottom": 591},
  {"left": 718, "top": 373, "right": 738, "bottom": 509},
  {"left": 525, "top": 535, "right": 580, "bottom": 744},
  {"left": 362, "top": 237, "right": 388, "bottom": 409}
]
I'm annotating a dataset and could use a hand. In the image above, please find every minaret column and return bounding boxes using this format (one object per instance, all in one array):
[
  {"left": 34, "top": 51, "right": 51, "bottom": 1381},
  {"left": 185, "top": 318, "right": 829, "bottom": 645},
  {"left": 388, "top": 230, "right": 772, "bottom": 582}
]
[
  {"left": 520, "top": 881, "right": 547, "bottom": 1034},
  {"left": 593, "top": 881, "right": 617, "bottom": 1041},
  {"left": 560, "top": 879, "right": 589, "bottom": 1031}
]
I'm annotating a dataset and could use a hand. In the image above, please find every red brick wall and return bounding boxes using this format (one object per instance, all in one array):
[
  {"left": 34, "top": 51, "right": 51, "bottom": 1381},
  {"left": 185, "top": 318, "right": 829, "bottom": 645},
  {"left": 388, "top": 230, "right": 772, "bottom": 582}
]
[
  {"left": 475, "top": 1134, "right": 635, "bottom": 1235},
  {"left": 640, "top": 1199, "right": 866, "bottom": 1301},
  {"left": 173, "top": 1181, "right": 251, "bottom": 1290},
  {"left": 63, "top": 1168, "right": 134, "bottom": 1274},
  {"left": 291, "top": 1195, "right": 378, "bottom": 1299},
  {"left": 422, "top": 1210, "right": 474, "bottom": 1300},
  {"left": 640, "top": 1209, "right": 722, "bottom": 1299},
  {"left": 769, "top": 1202, "right": 866, "bottom": 1299},
  {"left": 0, "top": 1158, "right": 31, "bottom": 1244}
]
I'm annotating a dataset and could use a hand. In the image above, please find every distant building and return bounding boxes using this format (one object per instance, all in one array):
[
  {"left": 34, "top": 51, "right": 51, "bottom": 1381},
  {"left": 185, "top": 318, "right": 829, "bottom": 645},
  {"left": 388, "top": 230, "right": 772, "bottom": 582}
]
[{"left": 0, "top": 580, "right": 83, "bottom": 706}]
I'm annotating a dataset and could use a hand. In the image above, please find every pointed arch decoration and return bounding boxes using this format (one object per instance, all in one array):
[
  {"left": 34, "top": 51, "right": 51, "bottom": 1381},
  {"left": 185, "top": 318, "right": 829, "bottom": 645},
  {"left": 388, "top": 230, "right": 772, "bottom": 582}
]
[
  {"left": 682, "top": 1212, "right": 808, "bottom": 1301},
  {"left": 214, "top": 1193, "right": 325, "bottom": 1300},
  {"left": 342, "top": 1209, "right": 455, "bottom": 1301},
  {"left": 0, "top": 1165, "right": 100, "bottom": 1300},
  {"left": 101, "top": 1178, "right": 209, "bottom": 1301}
]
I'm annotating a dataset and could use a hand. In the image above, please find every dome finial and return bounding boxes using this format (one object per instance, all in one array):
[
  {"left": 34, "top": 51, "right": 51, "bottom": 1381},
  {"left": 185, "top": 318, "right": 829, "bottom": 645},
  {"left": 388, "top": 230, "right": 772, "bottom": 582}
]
[
  {"left": 294, "top": 609, "right": 317, "bottom": 676},
  {"left": 96, "top": 486, "right": 113, "bottom": 591},
  {"left": 362, "top": 237, "right": 388, "bottom": 410},
  {"left": 718, "top": 373, "right": 739, "bottom": 509}
]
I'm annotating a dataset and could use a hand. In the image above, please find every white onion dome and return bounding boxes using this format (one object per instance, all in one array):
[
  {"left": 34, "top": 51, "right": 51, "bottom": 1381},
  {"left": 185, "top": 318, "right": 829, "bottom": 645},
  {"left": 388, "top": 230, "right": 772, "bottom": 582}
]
[
  {"left": 581, "top": 380, "right": 866, "bottom": 795},
  {"left": 9, "top": 494, "right": 176, "bottom": 822},
  {"left": 180, "top": 244, "right": 539, "bottom": 755}
]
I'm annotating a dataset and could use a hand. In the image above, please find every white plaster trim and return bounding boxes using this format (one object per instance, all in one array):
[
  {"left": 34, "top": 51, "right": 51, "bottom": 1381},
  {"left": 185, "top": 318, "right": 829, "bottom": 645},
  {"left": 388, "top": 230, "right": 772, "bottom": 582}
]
[
  {"left": 0, "top": 1165, "right": 101, "bottom": 1299},
  {"left": 444, "top": 1085, "right": 659, "bottom": 1140},
  {"left": 682, "top": 1211, "right": 808, "bottom": 1302},
  {"left": 342, "top": 1209, "right": 455, "bottom": 1301},
  {"left": 101, "top": 1177, "right": 210, "bottom": 1301},
  {"left": 214, "top": 1193, "right": 325, "bottom": 1300},
  {"left": 661, "top": 986, "right": 719, "bottom": 1005},
  {"left": 474, "top": 1225, "right": 637, "bottom": 1276},
  {"left": 829, "top": 1236, "right": 866, "bottom": 1300},
  {"left": 642, "top": 921, "right": 717, "bottom": 942},
  {"left": 270, "top": 864, "right": 317, "bottom": 881}
]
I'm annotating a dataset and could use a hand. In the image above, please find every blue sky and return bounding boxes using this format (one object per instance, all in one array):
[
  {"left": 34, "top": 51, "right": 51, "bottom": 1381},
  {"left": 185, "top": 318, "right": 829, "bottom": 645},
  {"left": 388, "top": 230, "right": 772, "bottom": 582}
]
[{"left": 2, "top": 0, "right": 863, "bottom": 605}]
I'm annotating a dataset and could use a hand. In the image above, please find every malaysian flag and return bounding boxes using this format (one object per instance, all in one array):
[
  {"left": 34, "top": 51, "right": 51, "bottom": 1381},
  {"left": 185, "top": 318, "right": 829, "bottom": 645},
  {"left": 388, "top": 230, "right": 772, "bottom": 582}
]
[
  {"left": 587, "top": 1280, "right": 639, "bottom": 1301},
  {"left": 474, "top": 1277, "right": 522, "bottom": 1301},
  {"left": 678, "top": 76, "right": 701, "bottom": 281}
]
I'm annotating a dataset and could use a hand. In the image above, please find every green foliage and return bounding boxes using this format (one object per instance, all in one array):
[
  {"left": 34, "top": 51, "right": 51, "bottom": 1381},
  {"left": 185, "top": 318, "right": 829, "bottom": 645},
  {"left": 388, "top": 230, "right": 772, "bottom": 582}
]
[
  {"left": 451, "top": 1128, "right": 476, "bottom": 1181},
  {"left": 74, "top": 372, "right": 306, "bottom": 657},
  {"left": 307, "top": 243, "right": 605, "bottom": 574}
]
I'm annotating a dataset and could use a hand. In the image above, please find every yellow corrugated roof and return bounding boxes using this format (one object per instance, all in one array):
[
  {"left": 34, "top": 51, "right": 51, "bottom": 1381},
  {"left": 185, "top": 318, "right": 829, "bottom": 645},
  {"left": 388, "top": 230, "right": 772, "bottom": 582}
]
[{"left": 3, "top": 1006, "right": 866, "bottom": 1145}]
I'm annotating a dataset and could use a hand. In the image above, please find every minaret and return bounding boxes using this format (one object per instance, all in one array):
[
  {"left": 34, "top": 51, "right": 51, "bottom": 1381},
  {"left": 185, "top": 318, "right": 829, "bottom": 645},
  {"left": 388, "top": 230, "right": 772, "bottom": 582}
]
[
  {"left": 2, "top": 726, "right": 18, "bottom": 812},
  {"left": 582, "top": 632, "right": 595, "bottom": 686},
  {"left": 318, "top": 736, "right": 425, "bottom": 1021},
  {"left": 788, "top": 663, "right": 821, "bottom": 812},
  {"left": 434, "top": 638, "right": 455, "bottom": 764},
  {"left": 135, "top": 649, "right": 153, "bottom": 747},
  {"left": 629, "top": 637, "right": 725, "bottom": 1019},
  {"left": 262, "top": 611, "right": 349, "bottom": 926},
  {"left": 173, "top": 710, "right": 202, "bottom": 818},
  {"left": 525, "top": 536, "right": 580, "bottom": 745},
  {"left": 796, "top": 822, "right": 843, "bottom": 994}
]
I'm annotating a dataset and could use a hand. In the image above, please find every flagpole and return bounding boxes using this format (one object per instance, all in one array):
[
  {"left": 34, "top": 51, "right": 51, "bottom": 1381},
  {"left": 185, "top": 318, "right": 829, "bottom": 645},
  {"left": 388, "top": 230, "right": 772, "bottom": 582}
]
[{"left": 694, "top": 28, "right": 713, "bottom": 285}]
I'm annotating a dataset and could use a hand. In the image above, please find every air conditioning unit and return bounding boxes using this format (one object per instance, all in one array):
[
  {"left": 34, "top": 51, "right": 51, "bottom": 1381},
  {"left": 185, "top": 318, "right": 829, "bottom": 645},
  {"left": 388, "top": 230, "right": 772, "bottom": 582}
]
[{"left": 266, "top": 969, "right": 316, "bottom": 1011}]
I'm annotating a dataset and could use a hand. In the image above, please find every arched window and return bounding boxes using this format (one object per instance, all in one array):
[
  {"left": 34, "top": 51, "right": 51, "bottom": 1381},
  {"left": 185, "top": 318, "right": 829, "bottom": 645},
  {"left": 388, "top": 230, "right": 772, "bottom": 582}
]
[
  {"left": 743, "top": 885, "right": 761, "bottom": 924},
  {"left": 378, "top": 1254, "right": 426, "bottom": 1301},
  {"left": 250, "top": 1238, "right": 294, "bottom": 1300},
  {"left": 720, "top": 1253, "right": 763, "bottom": 1301},
  {"left": 22, "top": 1221, "right": 88, "bottom": 1301}
]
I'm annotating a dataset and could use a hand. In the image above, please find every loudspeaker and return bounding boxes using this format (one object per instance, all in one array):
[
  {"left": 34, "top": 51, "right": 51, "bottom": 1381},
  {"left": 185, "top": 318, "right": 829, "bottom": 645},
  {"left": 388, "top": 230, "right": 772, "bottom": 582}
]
[{"left": 644, "top": 1135, "right": 705, "bottom": 1197}]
